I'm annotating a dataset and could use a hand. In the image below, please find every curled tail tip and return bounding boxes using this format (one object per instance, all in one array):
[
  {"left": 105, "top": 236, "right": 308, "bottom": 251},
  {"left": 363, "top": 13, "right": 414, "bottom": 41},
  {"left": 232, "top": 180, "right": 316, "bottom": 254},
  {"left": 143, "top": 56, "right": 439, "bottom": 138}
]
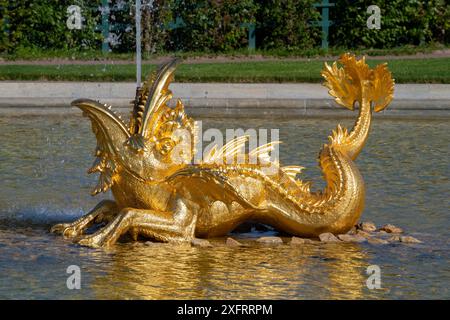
[{"left": 321, "top": 53, "right": 395, "bottom": 113}]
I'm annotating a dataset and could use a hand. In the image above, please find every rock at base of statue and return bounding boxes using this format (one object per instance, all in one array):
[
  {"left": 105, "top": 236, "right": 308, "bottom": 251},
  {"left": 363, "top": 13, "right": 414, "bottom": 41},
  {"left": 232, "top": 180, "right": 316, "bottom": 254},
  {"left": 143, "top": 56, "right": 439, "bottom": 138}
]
[
  {"left": 357, "top": 221, "right": 377, "bottom": 232},
  {"left": 257, "top": 236, "right": 283, "bottom": 244},
  {"left": 226, "top": 237, "right": 244, "bottom": 247},
  {"left": 319, "top": 233, "right": 341, "bottom": 242},
  {"left": 290, "top": 237, "right": 316, "bottom": 245},
  {"left": 191, "top": 238, "right": 213, "bottom": 247},
  {"left": 356, "top": 230, "right": 372, "bottom": 238},
  {"left": 380, "top": 224, "right": 403, "bottom": 234},
  {"left": 399, "top": 236, "right": 422, "bottom": 244},
  {"left": 337, "top": 234, "right": 368, "bottom": 243},
  {"left": 368, "top": 237, "right": 389, "bottom": 245}
]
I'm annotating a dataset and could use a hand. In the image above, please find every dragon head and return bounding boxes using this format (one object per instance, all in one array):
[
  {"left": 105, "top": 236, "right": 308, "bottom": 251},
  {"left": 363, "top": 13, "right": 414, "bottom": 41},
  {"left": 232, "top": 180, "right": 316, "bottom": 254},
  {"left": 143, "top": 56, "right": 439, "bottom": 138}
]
[{"left": 73, "top": 59, "right": 197, "bottom": 195}]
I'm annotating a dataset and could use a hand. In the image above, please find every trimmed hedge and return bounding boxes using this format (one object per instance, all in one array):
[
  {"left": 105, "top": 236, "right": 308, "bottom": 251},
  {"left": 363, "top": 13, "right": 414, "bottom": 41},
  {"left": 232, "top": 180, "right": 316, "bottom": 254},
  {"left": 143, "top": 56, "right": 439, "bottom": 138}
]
[
  {"left": 330, "top": 0, "right": 449, "bottom": 48},
  {"left": 0, "top": 0, "right": 101, "bottom": 52},
  {"left": 169, "top": 0, "right": 257, "bottom": 52},
  {"left": 255, "top": 0, "right": 321, "bottom": 50},
  {"left": 0, "top": 0, "right": 448, "bottom": 54}
]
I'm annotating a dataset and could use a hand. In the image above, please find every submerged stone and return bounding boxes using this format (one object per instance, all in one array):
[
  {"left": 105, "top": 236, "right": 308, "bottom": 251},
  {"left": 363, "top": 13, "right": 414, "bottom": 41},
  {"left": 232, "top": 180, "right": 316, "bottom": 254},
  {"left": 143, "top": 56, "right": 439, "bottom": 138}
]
[
  {"left": 191, "top": 238, "right": 213, "bottom": 247},
  {"left": 132, "top": 242, "right": 145, "bottom": 247},
  {"left": 337, "top": 234, "right": 367, "bottom": 243},
  {"left": 257, "top": 236, "right": 283, "bottom": 244},
  {"left": 388, "top": 235, "right": 401, "bottom": 242},
  {"left": 357, "top": 221, "right": 377, "bottom": 232},
  {"left": 380, "top": 224, "right": 403, "bottom": 234},
  {"left": 368, "top": 237, "right": 389, "bottom": 245},
  {"left": 226, "top": 237, "right": 244, "bottom": 247},
  {"left": 347, "top": 226, "right": 358, "bottom": 235},
  {"left": 290, "top": 237, "right": 316, "bottom": 245},
  {"left": 319, "top": 233, "right": 340, "bottom": 242},
  {"left": 356, "top": 230, "right": 372, "bottom": 238},
  {"left": 400, "top": 236, "right": 422, "bottom": 244}
]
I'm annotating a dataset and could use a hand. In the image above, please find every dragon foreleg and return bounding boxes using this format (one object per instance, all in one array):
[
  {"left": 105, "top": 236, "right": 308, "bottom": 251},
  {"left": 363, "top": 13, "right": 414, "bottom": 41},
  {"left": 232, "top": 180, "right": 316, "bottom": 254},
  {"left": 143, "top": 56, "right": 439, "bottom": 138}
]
[{"left": 74, "top": 199, "right": 197, "bottom": 248}]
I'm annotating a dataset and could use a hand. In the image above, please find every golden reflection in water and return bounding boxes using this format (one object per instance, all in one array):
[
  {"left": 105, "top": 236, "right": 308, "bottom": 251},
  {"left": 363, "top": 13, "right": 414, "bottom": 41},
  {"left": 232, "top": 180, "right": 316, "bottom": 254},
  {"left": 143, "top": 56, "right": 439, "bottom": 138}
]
[
  {"left": 318, "top": 243, "right": 368, "bottom": 299},
  {"left": 88, "top": 239, "right": 371, "bottom": 300}
]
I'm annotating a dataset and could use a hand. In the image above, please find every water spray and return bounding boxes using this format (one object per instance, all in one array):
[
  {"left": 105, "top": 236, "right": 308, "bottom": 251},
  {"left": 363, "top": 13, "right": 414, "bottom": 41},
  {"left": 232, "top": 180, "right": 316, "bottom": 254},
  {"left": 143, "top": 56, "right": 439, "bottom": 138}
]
[{"left": 133, "top": 0, "right": 143, "bottom": 123}]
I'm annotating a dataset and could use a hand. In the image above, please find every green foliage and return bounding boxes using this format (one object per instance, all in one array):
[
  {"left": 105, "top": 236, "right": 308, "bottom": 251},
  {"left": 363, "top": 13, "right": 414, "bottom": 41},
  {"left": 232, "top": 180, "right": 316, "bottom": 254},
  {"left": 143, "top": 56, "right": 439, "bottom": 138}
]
[
  {"left": 141, "top": 0, "right": 174, "bottom": 54},
  {"left": 0, "top": 0, "right": 101, "bottom": 53},
  {"left": 254, "top": 0, "right": 321, "bottom": 50},
  {"left": 170, "top": 0, "right": 258, "bottom": 52},
  {"left": 330, "top": 0, "right": 449, "bottom": 48},
  {"left": 0, "top": 0, "right": 448, "bottom": 54},
  {"left": 429, "top": 0, "right": 450, "bottom": 44}
]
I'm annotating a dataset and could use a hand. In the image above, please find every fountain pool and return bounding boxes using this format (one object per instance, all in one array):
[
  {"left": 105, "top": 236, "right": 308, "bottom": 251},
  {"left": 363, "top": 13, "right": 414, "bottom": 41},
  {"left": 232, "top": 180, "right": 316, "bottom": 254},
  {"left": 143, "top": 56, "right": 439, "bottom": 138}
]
[{"left": 0, "top": 112, "right": 448, "bottom": 299}]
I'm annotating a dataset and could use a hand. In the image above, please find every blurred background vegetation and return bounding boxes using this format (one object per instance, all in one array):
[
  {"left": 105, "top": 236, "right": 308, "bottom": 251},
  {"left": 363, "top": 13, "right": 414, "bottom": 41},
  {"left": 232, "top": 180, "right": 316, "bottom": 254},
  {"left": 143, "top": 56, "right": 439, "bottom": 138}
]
[{"left": 0, "top": 0, "right": 448, "bottom": 57}]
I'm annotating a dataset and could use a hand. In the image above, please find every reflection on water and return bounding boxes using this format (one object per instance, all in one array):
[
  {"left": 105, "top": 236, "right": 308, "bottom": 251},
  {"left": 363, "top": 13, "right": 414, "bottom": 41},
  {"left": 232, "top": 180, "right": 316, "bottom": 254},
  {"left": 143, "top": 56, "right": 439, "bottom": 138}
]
[
  {"left": 90, "top": 242, "right": 371, "bottom": 300},
  {"left": 0, "top": 114, "right": 448, "bottom": 299}
]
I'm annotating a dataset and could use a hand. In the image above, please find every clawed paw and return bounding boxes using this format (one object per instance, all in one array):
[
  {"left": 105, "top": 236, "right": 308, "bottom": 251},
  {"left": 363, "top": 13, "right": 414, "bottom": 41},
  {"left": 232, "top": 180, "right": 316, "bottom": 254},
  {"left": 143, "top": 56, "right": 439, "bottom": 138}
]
[
  {"left": 50, "top": 223, "right": 82, "bottom": 238},
  {"left": 73, "top": 235, "right": 104, "bottom": 248},
  {"left": 50, "top": 223, "right": 69, "bottom": 234}
]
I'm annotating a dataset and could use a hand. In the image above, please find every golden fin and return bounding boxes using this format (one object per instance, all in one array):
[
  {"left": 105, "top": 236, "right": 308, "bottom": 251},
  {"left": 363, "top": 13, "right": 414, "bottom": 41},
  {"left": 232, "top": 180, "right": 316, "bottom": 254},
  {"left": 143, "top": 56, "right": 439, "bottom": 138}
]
[
  {"left": 339, "top": 54, "right": 371, "bottom": 85},
  {"left": 321, "top": 53, "right": 372, "bottom": 110},
  {"left": 370, "top": 63, "right": 395, "bottom": 112},
  {"left": 322, "top": 60, "right": 357, "bottom": 110}
]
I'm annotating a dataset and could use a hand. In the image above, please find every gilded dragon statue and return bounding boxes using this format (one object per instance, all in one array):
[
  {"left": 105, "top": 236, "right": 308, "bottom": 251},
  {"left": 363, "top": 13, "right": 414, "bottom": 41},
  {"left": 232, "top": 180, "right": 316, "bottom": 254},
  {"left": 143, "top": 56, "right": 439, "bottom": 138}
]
[{"left": 51, "top": 53, "right": 394, "bottom": 248}]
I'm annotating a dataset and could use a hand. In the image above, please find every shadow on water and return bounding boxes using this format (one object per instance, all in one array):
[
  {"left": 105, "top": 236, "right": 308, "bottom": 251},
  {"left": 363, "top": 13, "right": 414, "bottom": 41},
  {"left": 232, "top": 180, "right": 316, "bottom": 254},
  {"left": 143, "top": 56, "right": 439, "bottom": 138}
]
[{"left": 0, "top": 113, "right": 448, "bottom": 299}]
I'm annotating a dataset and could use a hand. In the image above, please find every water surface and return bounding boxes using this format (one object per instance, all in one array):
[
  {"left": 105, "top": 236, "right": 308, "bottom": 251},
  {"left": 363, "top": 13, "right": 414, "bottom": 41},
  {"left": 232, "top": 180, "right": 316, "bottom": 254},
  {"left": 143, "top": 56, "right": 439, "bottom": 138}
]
[{"left": 0, "top": 113, "right": 448, "bottom": 299}]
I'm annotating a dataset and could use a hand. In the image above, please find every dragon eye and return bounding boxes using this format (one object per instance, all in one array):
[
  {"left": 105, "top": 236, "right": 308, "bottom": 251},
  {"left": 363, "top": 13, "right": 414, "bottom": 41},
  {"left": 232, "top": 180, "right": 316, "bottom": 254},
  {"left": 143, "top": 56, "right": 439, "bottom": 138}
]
[{"left": 156, "top": 138, "right": 175, "bottom": 155}]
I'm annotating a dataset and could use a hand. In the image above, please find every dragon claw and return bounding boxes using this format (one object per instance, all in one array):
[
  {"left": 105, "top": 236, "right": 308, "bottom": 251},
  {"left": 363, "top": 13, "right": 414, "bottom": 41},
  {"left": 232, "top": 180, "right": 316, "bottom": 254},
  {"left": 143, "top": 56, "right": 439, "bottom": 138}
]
[
  {"left": 50, "top": 223, "right": 83, "bottom": 238},
  {"left": 50, "top": 223, "right": 70, "bottom": 234},
  {"left": 74, "top": 234, "right": 104, "bottom": 248}
]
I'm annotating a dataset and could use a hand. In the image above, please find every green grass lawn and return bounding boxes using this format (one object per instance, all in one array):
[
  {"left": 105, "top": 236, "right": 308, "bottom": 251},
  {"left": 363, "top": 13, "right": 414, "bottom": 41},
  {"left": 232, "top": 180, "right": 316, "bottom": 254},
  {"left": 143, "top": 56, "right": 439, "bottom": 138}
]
[{"left": 0, "top": 58, "right": 449, "bottom": 83}]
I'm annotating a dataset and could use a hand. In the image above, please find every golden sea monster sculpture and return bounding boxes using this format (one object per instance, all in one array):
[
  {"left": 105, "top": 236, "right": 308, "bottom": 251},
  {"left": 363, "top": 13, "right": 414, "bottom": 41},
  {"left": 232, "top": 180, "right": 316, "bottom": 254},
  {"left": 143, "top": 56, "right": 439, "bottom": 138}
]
[{"left": 51, "top": 53, "right": 394, "bottom": 247}]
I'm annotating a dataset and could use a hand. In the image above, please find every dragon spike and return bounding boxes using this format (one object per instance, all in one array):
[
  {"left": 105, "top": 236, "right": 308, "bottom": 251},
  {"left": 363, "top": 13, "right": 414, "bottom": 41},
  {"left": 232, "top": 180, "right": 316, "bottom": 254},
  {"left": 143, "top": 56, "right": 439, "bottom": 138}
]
[
  {"left": 125, "top": 58, "right": 180, "bottom": 152},
  {"left": 203, "top": 145, "right": 218, "bottom": 163},
  {"left": 207, "top": 136, "right": 249, "bottom": 164},
  {"left": 87, "top": 157, "right": 103, "bottom": 174},
  {"left": 248, "top": 141, "right": 282, "bottom": 164},
  {"left": 139, "top": 58, "right": 180, "bottom": 138},
  {"left": 281, "top": 165, "right": 305, "bottom": 178}
]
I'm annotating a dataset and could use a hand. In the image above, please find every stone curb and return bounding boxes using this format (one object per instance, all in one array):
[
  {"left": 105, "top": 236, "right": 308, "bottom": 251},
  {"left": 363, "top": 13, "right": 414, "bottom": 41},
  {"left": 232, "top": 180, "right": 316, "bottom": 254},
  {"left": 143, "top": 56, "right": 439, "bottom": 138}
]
[{"left": 1, "top": 82, "right": 449, "bottom": 118}]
